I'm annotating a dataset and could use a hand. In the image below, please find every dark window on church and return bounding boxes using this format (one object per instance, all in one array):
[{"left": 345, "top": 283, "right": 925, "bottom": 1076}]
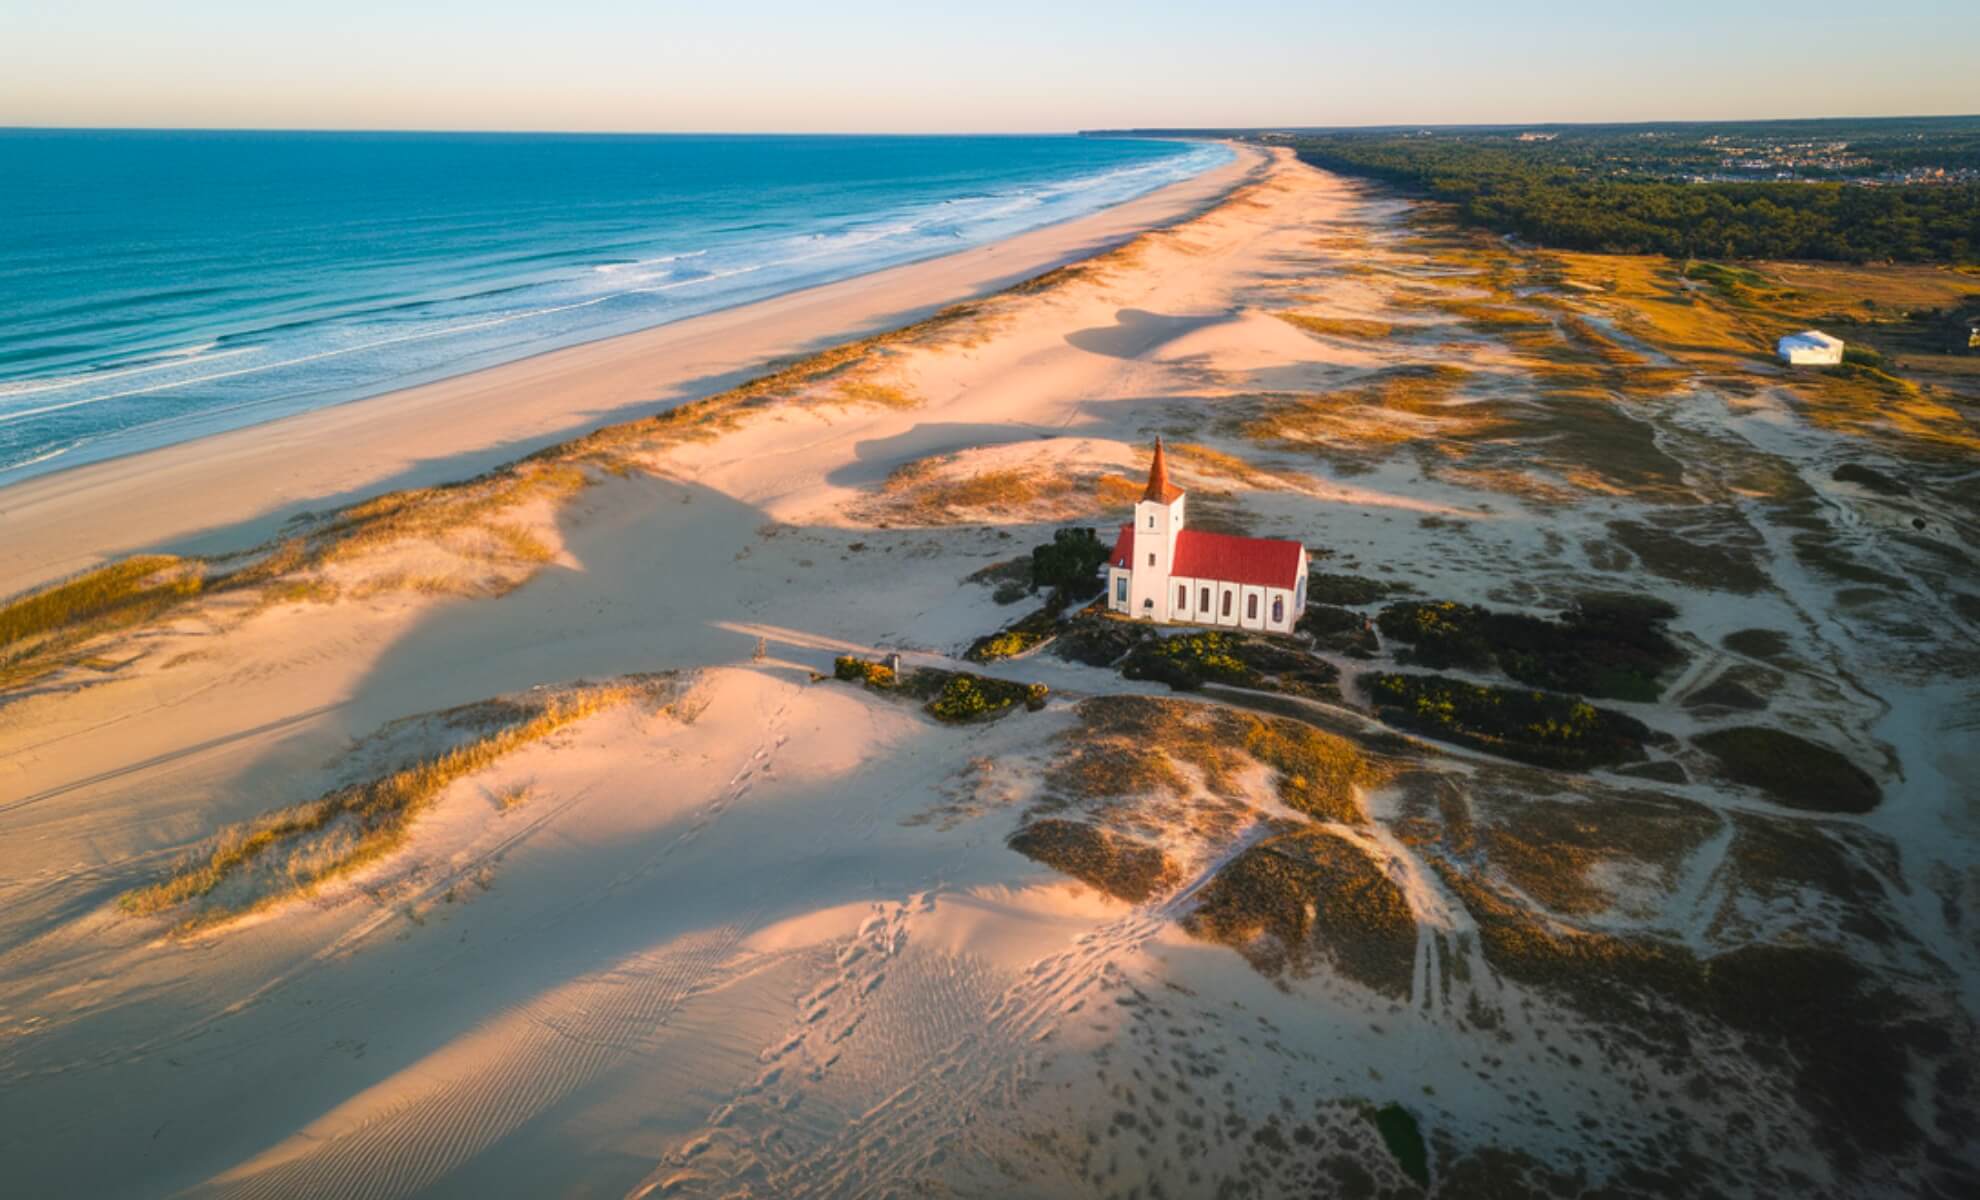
[
  {"left": 1221, "top": 591, "right": 1232, "bottom": 617},
  {"left": 1247, "top": 594, "right": 1259, "bottom": 621},
  {"left": 1147, "top": 553, "right": 1155, "bottom": 567},
  {"left": 1177, "top": 585, "right": 1186, "bottom": 608},
  {"left": 1200, "top": 587, "right": 1210, "bottom": 609}
]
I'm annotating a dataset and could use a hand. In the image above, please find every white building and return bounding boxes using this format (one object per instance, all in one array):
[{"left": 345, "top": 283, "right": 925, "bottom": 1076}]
[
  {"left": 1776, "top": 330, "right": 1844, "bottom": 366},
  {"left": 1105, "top": 440, "right": 1309, "bottom": 634}
]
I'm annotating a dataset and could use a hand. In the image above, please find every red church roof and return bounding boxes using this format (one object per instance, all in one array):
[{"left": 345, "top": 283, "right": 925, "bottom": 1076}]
[
  {"left": 1172, "top": 529, "right": 1305, "bottom": 589},
  {"left": 1109, "top": 523, "right": 1135, "bottom": 569},
  {"left": 1108, "top": 523, "right": 1305, "bottom": 590}
]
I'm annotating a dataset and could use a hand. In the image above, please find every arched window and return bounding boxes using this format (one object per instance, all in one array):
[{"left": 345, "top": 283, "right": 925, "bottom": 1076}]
[
  {"left": 1200, "top": 587, "right": 1211, "bottom": 610},
  {"left": 1176, "top": 584, "right": 1186, "bottom": 609},
  {"left": 1147, "top": 514, "right": 1155, "bottom": 528},
  {"left": 1221, "top": 591, "right": 1232, "bottom": 618},
  {"left": 1272, "top": 596, "right": 1285, "bottom": 624},
  {"left": 1147, "top": 553, "right": 1155, "bottom": 567},
  {"left": 1247, "top": 594, "right": 1259, "bottom": 621},
  {"left": 1142, "top": 598, "right": 1153, "bottom": 610}
]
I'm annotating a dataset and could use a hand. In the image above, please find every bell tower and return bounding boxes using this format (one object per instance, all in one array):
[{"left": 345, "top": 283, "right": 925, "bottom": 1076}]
[{"left": 1128, "top": 438, "right": 1187, "bottom": 619}]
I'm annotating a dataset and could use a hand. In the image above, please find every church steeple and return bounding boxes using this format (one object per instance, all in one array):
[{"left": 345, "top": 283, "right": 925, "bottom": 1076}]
[{"left": 1141, "top": 437, "right": 1184, "bottom": 504}]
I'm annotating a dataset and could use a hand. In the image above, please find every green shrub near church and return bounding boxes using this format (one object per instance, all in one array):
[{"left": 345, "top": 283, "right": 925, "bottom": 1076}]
[
  {"left": 833, "top": 655, "right": 896, "bottom": 688},
  {"left": 925, "top": 672, "right": 1041, "bottom": 723},
  {"left": 1360, "top": 671, "right": 1651, "bottom": 769},
  {"left": 1120, "top": 629, "right": 1341, "bottom": 700},
  {"left": 1031, "top": 526, "right": 1108, "bottom": 595},
  {"left": 1376, "top": 592, "right": 1682, "bottom": 702}
]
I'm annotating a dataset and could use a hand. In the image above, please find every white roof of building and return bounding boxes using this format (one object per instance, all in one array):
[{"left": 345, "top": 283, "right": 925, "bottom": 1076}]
[{"left": 1778, "top": 330, "right": 1843, "bottom": 351}]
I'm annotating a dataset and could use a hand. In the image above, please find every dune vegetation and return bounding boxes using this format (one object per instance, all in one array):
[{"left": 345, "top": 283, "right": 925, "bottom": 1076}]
[
  {"left": 0, "top": 556, "right": 204, "bottom": 689},
  {"left": 119, "top": 676, "right": 672, "bottom": 930},
  {"left": 1183, "top": 827, "right": 1416, "bottom": 998}
]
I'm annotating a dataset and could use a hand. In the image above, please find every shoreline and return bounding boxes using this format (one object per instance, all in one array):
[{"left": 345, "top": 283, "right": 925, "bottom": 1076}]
[{"left": 0, "top": 142, "right": 1266, "bottom": 596}]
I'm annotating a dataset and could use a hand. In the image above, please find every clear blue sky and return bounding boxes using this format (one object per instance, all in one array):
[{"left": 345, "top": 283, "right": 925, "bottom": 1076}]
[{"left": 3, "top": 0, "right": 1974, "bottom": 133}]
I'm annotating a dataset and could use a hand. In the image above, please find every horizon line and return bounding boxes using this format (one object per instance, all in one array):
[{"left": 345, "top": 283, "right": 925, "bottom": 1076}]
[{"left": 4, "top": 111, "right": 1978, "bottom": 139}]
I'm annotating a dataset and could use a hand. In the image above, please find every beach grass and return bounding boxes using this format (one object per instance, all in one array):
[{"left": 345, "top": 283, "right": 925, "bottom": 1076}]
[
  {"left": 1275, "top": 312, "right": 1395, "bottom": 341},
  {"left": 118, "top": 675, "right": 670, "bottom": 930},
  {"left": 0, "top": 556, "right": 205, "bottom": 689}
]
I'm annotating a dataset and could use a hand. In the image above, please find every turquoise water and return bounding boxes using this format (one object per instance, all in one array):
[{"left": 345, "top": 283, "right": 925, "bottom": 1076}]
[{"left": 0, "top": 131, "right": 1226, "bottom": 483}]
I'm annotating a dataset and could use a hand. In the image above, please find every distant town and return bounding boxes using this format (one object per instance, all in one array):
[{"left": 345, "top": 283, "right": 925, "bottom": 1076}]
[
  {"left": 1248, "top": 119, "right": 1980, "bottom": 186},
  {"left": 1111, "top": 117, "right": 1980, "bottom": 262}
]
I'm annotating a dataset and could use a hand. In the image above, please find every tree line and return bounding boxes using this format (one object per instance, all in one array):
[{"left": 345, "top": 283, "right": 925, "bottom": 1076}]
[{"left": 1282, "top": 136, "right": 1980, "bottom": 263}]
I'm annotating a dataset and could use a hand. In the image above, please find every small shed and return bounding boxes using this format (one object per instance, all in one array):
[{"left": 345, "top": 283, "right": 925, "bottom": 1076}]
[{"left": 1776, "top": 330, "right": 1844, "bottom": 366}]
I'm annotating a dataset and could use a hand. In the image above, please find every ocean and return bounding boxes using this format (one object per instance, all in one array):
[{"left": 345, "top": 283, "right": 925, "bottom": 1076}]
[{"left": 0, "top": 130, "right": 1227, "bottom": 484}]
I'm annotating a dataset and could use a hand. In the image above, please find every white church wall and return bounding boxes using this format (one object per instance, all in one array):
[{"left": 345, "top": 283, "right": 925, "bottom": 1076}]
[
  {"left": 1214, "top": 582, "right": 1240, "bottom": 627},
  {"left": 1238, "top": 585, "right": 1266, "bottom": 630},
  {"left": 1264, "top": 587, "right": 1295, "bottom": 632}
]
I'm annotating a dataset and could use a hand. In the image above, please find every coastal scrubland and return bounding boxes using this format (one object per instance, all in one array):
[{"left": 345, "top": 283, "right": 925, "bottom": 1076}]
[{"left": 2, "top": 146, "right": 1976, "bottom": 1199}]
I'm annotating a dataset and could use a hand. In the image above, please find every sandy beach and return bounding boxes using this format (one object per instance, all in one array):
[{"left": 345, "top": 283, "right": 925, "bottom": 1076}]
[
  {"left": 1, "top": 144, "right": 1975, "bottom": 1199},
  {"left": 0, "top": 145, "right": 1261, "bottom": 597}
]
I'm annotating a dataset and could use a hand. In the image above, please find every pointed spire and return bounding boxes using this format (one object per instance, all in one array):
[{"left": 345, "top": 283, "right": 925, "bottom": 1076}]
[{"left": 1141, "top": 436, "right": 1184, "bottom": 504}]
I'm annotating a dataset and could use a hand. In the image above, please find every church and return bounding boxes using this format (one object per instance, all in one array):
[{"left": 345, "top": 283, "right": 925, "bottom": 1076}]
[{"left": 1106, "top": 439, "right": 1309, "bottom": 633}]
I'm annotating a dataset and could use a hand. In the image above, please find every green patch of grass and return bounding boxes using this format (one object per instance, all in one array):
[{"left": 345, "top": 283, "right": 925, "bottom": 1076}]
[
  {"left": 1046, "top": 694, "right": 1381, "bottom": 824},
  {"left": 1607, "top": 517, "right": 1771, "bottom": 595},
  {"left": 1361, "top": 672, "right": 1652, "bottom": 770},
  {"left": 1432, "top": 855, "right": 1705, "bottom": 1056},
  {"left": 1723, "top": 627, "right": 1792, "bottom": 661},
  {"left": 1121, "top": 629, "right": 1255, "bottom": 690},
  {"left": 1693, "top": 726, "right": 1881, "bottom": 813},
  {"left": 1241, "top": 715, "right": 1371, "bottom": 824},
  {"left": 1297, "top": 603, "right": 1379, "bottom": 657},
  {"left": 1681, "top": 671, "right": 1770, "bottom": 711},
  {"left": 1120, "top": 629, "right": 1341, "bottom": 701},
  {"left": 1438, "top": 831, "right": 1932, "bottom": 1165},
  {"left": 1790, "top": 532, "right": 1913, "bottom": 591},
  {"left": 1006, "top": 819, "right": 1177, "bottom": 902},
  {"left": 1376, "top": 591, "right": 1682, "bottom": 701},
  {"left": 1371, "top": 1104, "right": 1429, "bottom": 1189},
  {"left": 964, "top": 547, "right": 1103, "bottom": 663},
  {"left": 963, "top": 599, "right": 1059, "bottom": 664},
  {"left": 1049, "top": 607, "right": 1152, "bottom": 667},
  {"left": 1182, "top": 828, "right": 1415, "bottom": 997},
  {"left": 1684, "top": 260, "right": 1771, "bottom": 301},
  {"left": 1308, "top": 571, "right": 1413, "bottom": 606},
  {"left": 1478, "top": 790, "right": 1720, "bottom": 917},
  {"left": 1704, "top": 944, "right": 1923, "bottom": 1165}
]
